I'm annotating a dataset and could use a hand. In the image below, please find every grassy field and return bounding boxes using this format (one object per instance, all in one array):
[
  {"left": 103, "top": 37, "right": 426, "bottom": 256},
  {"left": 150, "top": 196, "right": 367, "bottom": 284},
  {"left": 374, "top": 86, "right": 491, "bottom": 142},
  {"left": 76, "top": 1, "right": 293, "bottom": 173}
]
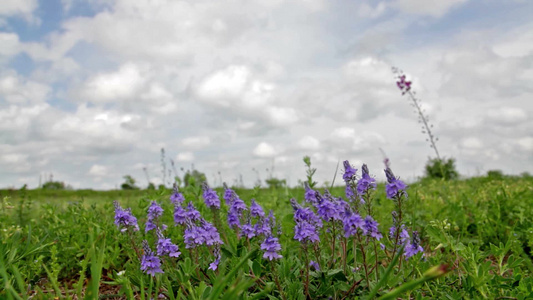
[{"left": 1, "top": 174, "right": 532, "bottom": 299}]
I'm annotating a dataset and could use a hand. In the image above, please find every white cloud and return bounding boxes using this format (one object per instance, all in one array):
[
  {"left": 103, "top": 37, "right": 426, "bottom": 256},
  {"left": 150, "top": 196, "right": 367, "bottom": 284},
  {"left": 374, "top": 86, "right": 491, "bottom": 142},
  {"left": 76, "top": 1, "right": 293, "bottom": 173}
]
[
  {"left": 331, "top": 127, "right": 356, "bottom": 139},
  {"left": 0, "top": 32, "right": 20, "bottom": 58},
  {"left": 298, "top": 135, "right": 320, "bottom": 150},
  {"left": 182, "top": 136, "right": 211, "bottom": 149},
  {"left": 461, "top": 137, "right": 483, "bottom": 150},
  {"left": 0, "top": 74, "right": 51, "bottom": 104},
  {"left": 485, "top": 107, "right": 528, "bottom": 126},
  {"left": 197, "top": 65, "right": 250, "bottom": 103},
  {"left": 176, "top": 152, "right": 195, "bottom": 162},
  {"left": 392, "top": 0, "right": 468, "bottom": 17},
  {"left": 89, "top": 164, "right": 109, "bottom": 177},
  {"left": 81, "top": 63, "right": 147, "bottom": 102},
  {"left": 517, "top": 137, "right": 533, "bottom": 151},
  {"left": 253, "top": 142, "right": 277, "bottom": 158},
  {"left": 0, "top": 0, "right": 38, "bottom": 23}
]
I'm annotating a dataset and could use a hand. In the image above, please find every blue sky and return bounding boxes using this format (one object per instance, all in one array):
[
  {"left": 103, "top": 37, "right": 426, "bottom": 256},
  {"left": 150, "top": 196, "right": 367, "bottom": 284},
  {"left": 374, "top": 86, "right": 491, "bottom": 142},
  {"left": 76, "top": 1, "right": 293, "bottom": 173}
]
[{"left": 1, "top": 0, "right": 532, "bottom": 189}]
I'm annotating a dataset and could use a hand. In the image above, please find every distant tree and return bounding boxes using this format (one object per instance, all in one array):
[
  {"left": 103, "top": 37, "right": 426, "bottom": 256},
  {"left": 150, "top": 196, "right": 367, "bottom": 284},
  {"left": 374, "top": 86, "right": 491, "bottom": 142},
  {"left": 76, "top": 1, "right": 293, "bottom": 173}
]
[
  {"left": 146, "top": 182, "right": 156, "bottom": 190},
  {"left": 265, "top": 177, "right": 286, "bottom": 189},
  {"left": 183, "top": 170, "right": 207, "bottom": 187},
  {"left": 424, "top": 157, "right": 459, "bottom": 180},
  {"left": 121, "top": 175, "right": 139, "bottom": 190},
  {"left": 42, "top": 181, "right": 66, "bottom": 190},
  {"left": 487, "top": 170, "right": 504, "bottom": 179}
]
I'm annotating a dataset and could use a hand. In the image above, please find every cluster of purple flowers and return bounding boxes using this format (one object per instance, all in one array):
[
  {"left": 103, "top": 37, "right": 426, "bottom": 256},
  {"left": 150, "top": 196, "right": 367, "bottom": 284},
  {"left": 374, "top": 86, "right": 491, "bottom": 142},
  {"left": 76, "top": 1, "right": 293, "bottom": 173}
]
[
  {"left": 141, "top": 240, "right": 163, "bottom": 277},
  {"left": 385, "top": 168, "right": 407, "bottom": 200},
  {"left": 396, "top": 74, "right": 412, "bottom": 94},
  {"left": 113, "top": 201, "right": 139, "bottom": 232},
  {"left": 202, "top": 182, "right": 220, "bottom": 209},
  {"left": 156, "top": 229, "right": 181, "bottom": 258},
  {"left": 183, "top": 219, "right": 223, "bottom": 248},
  {"left": 145, "top": 201, "right": 164, "bottom": 232},
  {"left": 291, "top": 199, "right": 322, "bottom": 243}
]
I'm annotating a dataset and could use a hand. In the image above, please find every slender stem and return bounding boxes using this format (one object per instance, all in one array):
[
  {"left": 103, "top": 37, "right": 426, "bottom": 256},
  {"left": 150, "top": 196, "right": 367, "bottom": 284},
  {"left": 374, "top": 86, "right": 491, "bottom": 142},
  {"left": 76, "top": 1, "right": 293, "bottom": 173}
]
[
  {"left": 271, "top": 262, "right": 287, "bottom": 300},
  {"left": 356, "top": 232, "right": 370, "bottom": 288},
  {"left": 391, "top": 197, "right": 403, "bottom": 262},
  {"left": 304, "top": 244, "right": 310, "bottom": 299},
  {"left": 127, "top": 230, "right": 142, "bottom": 261},
  {"left": 406, "top": 90, "right": 440, "bottom": 160},
  {"left": 373, "top": 239, "right": 379, "bottom": 282},
  {"left": 330, "top": 223, "right": 336, "bottom": 268}
]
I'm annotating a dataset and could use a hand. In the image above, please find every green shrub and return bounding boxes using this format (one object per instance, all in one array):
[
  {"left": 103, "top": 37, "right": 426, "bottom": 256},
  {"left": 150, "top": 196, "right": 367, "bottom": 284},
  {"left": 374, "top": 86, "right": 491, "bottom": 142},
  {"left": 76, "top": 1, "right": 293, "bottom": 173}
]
[{"left": 424, "top": 157, "right": 459, "bottom": 180}]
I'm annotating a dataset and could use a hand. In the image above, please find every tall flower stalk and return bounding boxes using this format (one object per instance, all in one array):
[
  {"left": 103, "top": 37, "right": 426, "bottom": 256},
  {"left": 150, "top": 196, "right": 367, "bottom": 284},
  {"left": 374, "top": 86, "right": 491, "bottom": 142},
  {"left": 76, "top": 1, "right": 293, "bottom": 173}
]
[{"left": 393, "top": 67, "right": 441, "bottom": 160}]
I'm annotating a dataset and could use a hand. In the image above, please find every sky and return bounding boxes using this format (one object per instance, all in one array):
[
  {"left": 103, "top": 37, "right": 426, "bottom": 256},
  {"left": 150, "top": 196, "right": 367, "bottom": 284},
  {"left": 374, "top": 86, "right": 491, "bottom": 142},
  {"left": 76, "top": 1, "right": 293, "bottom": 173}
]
[{"left": 0, "top": 0, "right": 532, "bottom": 190}]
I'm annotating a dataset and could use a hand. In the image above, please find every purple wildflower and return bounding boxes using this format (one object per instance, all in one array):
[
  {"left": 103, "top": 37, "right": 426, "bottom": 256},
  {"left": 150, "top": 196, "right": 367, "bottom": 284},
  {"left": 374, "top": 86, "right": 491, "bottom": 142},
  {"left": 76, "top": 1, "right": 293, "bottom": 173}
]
[
  {"left": 250, "top": 199, "right": 265, "bottom": 218},
  {"left": 343, "top": 160, "right": 357, "bottom": 182},
  {"left": 223, "top": 183, "right": 235, "bottom": 205},
  {"left": 309, "top": 261, "right": 320, "bottom": 271},
  {"left": 186, "top": 202, "right": 201, "bottom": 222},
  {"left": 173, "top": 205, "right": 187, "bottom": 225},
  {"left": 254, "top": 219, "right": 271, "bottom": 237},
  {"left": 209, "top": 247, "right": 221, "bottom": 271},
  {"left": 292, "top": 203, "right": 322, "bottom": 228},
  {"left": 294, "top": 221, "right": 320, "bottom": 243},
  {"left": 317, "top": 197, "right": 338, "bottom": 222},
  {"left": 227, "top": 209, "right": 241, "bottom": 229},
  {"left": 385, "top": 168, "right": 407, "bottom": 199},
  {"left": 362, "top": 215, "right": 382, "bottom": 240},
  {"left": 304, "top": 182, "right": 319, "bottom": 205},
  {"left": 345, "top": 183, "right": 356, "bottom": 201},
  {"left": 156, "top": 230, "right": 181, "bottom": 258},
  {"left": 405, "top": 231, "right": 424, "bottom": 259},
  {"left": 240, "top": 222, "right": 256, "bottom": 239},
  {"left": 202, "top": 183, "right": 220, "bottom": 209},
  {"left": 200, "top": 219, "right": 223, "bottom": 246},
  {"left": 170, "top": 183, "right": 185, "bottom": 205},
  {"left": 261, "top": 236, "right": 282, "bottom": 260},
  {"left": 390, "top": 224, "right": 410, "bottom": 245},
  {"left": 141, "top": 241, "right": 163, "bottom": 276},
  {"left": 146, "top": 201, "right": 164, "bottom": 232},
  {"left": 357, "top": 164, "right": 376, "bottom": 195},
  {"left": 396, "top": 74, "right": 412, "bottom": 94},
  {"left": 227, "top": 192, "right": 247, "bottom": 227},
  {"left": 113, "top": 201, "right": 139, "bottom": 232},
  {"left": 343, "top": 211, "right": 364, "bottom": 237}
]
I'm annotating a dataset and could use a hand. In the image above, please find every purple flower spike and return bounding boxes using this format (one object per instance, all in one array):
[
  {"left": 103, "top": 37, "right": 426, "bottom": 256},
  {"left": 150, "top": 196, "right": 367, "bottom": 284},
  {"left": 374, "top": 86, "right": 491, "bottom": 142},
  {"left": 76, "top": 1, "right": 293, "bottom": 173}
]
[
  {"left": 170, "top": 183, "right": 185, "bottom": 205},
  {"left": 304, "top": 182, "right": 319, "bottom": 205},
  {"left": 317, "top": 198, "right": 337, "bottom": 222},
  {"left": 294, "top": 221, "right": 320, "bottom": 243},
  {"left": 202, "top": 183, "right": 220, "bottom": 209},
  {"left": 186, "top": 202, "right": 201, "bottom": 222},
  {"left": 201, "top": 220, "right": 223, "bottom": 246},
  {"left": 250, "top": 199, "right": 265, "bottom": 218},
  {"left": 209, "top": 248, "right": 221, "bottom": 271},
  {"left": 113, "top": 201, "right": 139, "bottom": 232},
  {"left": 156, "top": 230, "right": 181, "bottom": 258},
  {"left": 223, "top": 183, "right": 235, "bottom": 205},
  {"left": 405, "top": 231, "right": 424, "bottom": 259},
  {"left": 261, "top": 236, "right": 282, "bottom": 260},
  {"left": 357, "top": 164, "right": 376, "bottom": 194},
  {"left": 362, "top": 215, "right": 382, "bottom": 240},
  {"left": 385, "top": 168, "right": 407, "bottom": 199},
  {"left": 146, "top": 201, "right": 164, "bottom": 232},
  {"left": 343, "top": 160, "right": 357, "bottom": 182},
  {"left": 343, "top": 211, "right": 364, "bottom": 237},
  {"left": 173, "top": 205, "right": 187, "bottom": 225},
  {"left": 240, "top": 222, "right": 256, "bottom": 239},
  {"left": 141, "top": 241, "right": 164, "bottom": 276}
]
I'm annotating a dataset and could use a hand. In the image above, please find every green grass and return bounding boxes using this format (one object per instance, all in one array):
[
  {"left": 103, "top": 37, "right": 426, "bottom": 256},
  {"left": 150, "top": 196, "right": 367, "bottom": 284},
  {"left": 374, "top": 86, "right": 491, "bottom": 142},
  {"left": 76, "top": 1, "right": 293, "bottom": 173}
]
[{"left": 1, "top": 175, "right": 532, "bottom": 299}]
